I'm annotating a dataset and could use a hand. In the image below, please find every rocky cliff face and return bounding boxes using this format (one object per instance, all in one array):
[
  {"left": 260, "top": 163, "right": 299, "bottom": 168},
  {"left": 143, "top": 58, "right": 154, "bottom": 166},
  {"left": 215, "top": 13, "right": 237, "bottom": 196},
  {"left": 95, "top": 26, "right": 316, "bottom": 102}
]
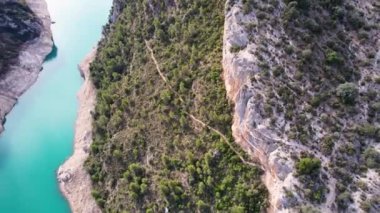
[
  {"left": 223, "top": 0, "right": 379, "bottom": 212},
  {"left": 0, "top": 0, "right": 53, "bottom": 133},
  {"left": 0, "top": 1, "right": 42, "bottom": 74}
]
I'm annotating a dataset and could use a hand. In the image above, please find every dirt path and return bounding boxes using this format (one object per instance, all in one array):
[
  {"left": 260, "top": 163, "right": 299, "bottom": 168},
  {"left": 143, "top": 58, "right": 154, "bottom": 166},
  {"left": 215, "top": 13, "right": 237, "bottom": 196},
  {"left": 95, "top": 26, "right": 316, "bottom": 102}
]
[{"left": 145, "top": 40, "right": 259, "bottom": 168}]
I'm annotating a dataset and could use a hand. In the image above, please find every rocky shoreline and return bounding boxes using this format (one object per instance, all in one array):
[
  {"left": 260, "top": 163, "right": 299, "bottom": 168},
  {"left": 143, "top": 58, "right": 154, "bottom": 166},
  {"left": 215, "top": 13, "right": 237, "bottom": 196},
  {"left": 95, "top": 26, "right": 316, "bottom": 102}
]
[
  {"left": 57, "top": 48, "right": 100, "bottom": 213},
  {"left": 0, "top": 0, "right": 53, "bottom": 133}
]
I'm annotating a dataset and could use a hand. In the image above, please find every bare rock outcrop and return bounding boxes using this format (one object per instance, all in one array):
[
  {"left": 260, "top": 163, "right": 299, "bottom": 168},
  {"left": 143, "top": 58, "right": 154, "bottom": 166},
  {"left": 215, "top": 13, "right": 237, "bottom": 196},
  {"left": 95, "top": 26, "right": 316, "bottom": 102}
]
[
  {"left": 0, "top": 0, "right": 53, "bottom": 133},
  {"left": 223, "top": 4, "right": 301, "bottom": 212},
  {"left": 57, "top": 48, "right": 100, "bottom": 213}
]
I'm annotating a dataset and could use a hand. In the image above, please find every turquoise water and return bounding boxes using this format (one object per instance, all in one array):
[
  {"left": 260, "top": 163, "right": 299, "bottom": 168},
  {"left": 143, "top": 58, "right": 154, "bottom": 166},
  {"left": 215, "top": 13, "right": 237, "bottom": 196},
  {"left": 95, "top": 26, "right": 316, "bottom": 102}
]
[{"left": 0, "top": 1, "right": 111, "bottom": 212}]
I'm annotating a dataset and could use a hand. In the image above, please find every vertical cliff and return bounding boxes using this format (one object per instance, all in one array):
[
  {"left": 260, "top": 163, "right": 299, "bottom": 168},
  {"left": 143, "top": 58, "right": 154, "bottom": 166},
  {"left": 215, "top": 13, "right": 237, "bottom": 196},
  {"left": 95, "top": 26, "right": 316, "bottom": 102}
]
[{"left": 0, "top": 0, "right": 53, "bottom": 133}]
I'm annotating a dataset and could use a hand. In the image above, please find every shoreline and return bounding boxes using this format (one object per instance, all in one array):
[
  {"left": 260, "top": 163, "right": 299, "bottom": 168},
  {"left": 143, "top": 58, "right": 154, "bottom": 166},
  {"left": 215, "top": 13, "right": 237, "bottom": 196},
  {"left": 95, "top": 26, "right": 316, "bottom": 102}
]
[
  {"left": 0, "top": 0, "right": 53, "bottom": 133},
  {"left": 57, "top": 48, "right": 100, "bottom": 213}
]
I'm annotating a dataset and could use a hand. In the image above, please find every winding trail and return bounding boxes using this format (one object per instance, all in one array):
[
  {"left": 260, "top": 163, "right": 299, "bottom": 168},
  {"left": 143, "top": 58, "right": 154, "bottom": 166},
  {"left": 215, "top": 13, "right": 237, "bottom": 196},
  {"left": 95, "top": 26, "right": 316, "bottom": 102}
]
[
  {"left": 145, "top": 40, "right": 260, "bottom": 169},
  {"left": 146, "top": 38, "right": 338, "bottom": 210},
  {"left": 147, "top": 38, "right": 339, "bottom": 210}
]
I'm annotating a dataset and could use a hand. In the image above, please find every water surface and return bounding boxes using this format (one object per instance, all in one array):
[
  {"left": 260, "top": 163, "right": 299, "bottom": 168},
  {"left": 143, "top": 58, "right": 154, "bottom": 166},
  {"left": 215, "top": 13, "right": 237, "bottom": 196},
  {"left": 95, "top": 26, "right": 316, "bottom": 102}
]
[{"left": 0, "top": 1, "right": 111, "bottom": 212}]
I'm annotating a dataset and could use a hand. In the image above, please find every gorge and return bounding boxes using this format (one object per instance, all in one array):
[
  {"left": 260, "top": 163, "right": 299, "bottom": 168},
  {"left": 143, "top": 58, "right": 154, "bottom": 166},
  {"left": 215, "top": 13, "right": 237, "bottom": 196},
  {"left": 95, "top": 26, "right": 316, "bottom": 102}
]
[{"left": 0, "top": 0, "right": 379, "bottom": 212}]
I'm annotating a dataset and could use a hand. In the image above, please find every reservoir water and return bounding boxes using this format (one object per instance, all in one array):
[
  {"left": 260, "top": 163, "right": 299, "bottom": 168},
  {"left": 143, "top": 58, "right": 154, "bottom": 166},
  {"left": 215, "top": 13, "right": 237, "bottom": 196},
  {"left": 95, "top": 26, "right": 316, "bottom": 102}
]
[{"left": 0, "top": 0, "right": 111, "bottom": 212}]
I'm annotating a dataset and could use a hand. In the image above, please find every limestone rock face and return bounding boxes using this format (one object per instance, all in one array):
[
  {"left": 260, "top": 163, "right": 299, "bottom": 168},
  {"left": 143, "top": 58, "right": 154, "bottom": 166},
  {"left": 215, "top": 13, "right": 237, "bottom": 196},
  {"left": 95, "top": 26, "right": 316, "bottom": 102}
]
[
  {"left": 58, "top": 49, "right": 100, "bottom": 213},
  {"left": 223, "top": 0, "right": 380, "bottom": 212},
  {"left": 0, "top": 0, "right": 53, "bottom": 133}
]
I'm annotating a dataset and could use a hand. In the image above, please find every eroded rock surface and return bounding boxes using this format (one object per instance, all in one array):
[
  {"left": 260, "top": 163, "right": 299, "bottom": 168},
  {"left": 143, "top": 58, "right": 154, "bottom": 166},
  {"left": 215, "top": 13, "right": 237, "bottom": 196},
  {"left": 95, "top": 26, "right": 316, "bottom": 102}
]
[
  {"left": 223, "top": 0, "right": 380, "bottom": 212},
  {"left": 58, "top": 49, "right": 100, "bottom": 213},
  {"left": 0, "top": 0, "right": 53, "bottom": 133}
]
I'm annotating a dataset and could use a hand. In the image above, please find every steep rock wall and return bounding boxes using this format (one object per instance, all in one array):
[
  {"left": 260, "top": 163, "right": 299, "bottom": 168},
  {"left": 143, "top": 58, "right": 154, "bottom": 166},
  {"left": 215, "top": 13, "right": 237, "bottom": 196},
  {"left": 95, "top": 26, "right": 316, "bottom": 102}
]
[{"left": 0, "top": 0, "right": 53, "bottom": 133}]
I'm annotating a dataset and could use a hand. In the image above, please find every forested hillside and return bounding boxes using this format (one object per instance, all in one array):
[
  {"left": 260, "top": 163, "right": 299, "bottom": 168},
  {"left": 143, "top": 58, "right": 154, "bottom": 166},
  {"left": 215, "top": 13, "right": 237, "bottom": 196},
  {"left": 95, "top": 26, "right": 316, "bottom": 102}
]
[{"left": 85, "top": 0, "right": 267, "bottom": 212}]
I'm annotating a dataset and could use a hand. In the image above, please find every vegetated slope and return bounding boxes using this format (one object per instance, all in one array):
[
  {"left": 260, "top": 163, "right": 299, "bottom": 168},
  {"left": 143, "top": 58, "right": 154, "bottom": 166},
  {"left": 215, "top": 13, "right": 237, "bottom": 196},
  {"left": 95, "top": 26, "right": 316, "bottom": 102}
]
[
  {"left": 0, "top": 0, "right": 42, "bottom": 75},
  {"left": 86, "top": 0, "right": 267, "bottom": 212},
  {"left": 224, "top": 0, "right": 379, "bottom": 212}
]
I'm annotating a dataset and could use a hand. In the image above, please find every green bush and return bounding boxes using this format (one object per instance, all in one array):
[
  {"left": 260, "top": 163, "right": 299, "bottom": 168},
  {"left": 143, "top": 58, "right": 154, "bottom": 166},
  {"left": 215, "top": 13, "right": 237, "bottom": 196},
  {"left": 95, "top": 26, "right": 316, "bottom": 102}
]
[
  {"left": 321, "top": 135, "right": 334, "bottom": 155},
  {"left": 370, "top": 102, "right": 380, "bottom": 112},
  {"left": 230, "top": 44, "right": 246, "bottom": 53},
  {"left": 283, "top": 2, "right": 299, "bottom": 22},
  {"left": 363, "top": 148, "right": 380, "bottom": 169},
  {"left": 347, "top": 12, "right": 365, "bottom": 29},
  {"left": 300, "top": 205, "right": 319, "bottom": 213},
  {"left": 231, "top": 205, "right": 245, "bottom": 213},
  {"left": 326, "top": 50, "right": 344, "bottom": 65},
  {"left": 284, "top": 0, "right": 311, "bottom": 9},
  {"left": 296, "top": 157, "right": 321, "bottom": 175},
  {"left": 301, "top": 49, "right": 313, "bottom": 62},
  {"left": 337, "top": 191, "right": 352, "bottom": 209},
  {"left": 375, "top": 77, "right": 380, "bottom": 84},
  {"left": 356, "top": 124, "right": 379, "bottom": 138},
  {"left": 336, "top": 83, "right": 358, "bottom": 105},
  {"left": 242, "top": 0, "right": 255, "bottom": 14}
]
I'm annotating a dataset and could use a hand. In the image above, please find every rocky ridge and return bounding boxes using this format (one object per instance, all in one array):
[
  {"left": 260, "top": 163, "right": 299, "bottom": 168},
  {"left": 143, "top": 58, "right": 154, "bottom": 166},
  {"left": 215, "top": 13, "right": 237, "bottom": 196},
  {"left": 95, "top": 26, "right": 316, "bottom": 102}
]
[{"left": 223, "top": 0, "right": 379, "bottom": 212}]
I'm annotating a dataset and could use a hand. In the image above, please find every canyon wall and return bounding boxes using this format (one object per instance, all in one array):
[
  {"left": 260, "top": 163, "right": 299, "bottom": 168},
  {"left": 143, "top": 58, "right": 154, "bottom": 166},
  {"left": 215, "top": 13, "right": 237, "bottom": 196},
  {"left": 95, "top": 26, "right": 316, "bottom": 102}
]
[{"left": 0, "top": 0, "right": 53, "bottom": 133}]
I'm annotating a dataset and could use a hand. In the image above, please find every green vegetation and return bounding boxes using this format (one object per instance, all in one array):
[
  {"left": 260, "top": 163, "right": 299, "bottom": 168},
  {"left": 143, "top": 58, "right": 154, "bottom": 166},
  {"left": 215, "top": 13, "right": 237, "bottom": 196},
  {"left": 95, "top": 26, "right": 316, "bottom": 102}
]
[
  {"left": 357, "top": 124, "right": 380, "bottom": 139},
  {"left": 336, "top": 83, "right": 359, "bottom": 105},
  {"left": 362, "top": 148, "right": 380, "bottom": 169},
  {"left": 296, "top": 157, "right": 321, "bottom": 176},
  {"left": 84, "top": 0, "right": 380, "bottom": 210},
  {"left": 86, "top": 0, "right": 267, "bottom": 212},
  {"left": 242, "top": 0, "right": 255, "bottom": 14},
  {"left": 360, "top": 196, "right": 380, "bottom": 212},
  {"left": 337, "top": 191, "right": 352, "bottom": 209},
  {"left": 326, "top": 50, "right": 344, "bottom": 65},
  {"left": 284, "top": 0, "right": 311, "bottom": 10},
  {"left": 294, "top": 156, "right": 325, "bottom": 203},
  {"left": 230, "top": 44, "right": 246, "bottom": 53}
]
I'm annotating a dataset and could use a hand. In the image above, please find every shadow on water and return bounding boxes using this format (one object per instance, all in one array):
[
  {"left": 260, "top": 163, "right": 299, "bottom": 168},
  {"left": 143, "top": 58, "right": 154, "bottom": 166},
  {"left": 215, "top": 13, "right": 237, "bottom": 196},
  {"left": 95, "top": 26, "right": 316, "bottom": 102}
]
[
  {"left": 44, "top": 43, "right": 58, "bottom": 62},
  {"left": 0, "top": 44, "right": 58, "bottom": 169},
  {"left": 0, "top": 117, "right": 9, "bottom": 169},
  {"left": 0, "top": 111, "right": 9, "bottom": 165},
  {"left": 0, "top": 139, "right": 9, "bottom": 169},
  {"left": 0, "top": 45, "right": 58, "bottom": 169}
]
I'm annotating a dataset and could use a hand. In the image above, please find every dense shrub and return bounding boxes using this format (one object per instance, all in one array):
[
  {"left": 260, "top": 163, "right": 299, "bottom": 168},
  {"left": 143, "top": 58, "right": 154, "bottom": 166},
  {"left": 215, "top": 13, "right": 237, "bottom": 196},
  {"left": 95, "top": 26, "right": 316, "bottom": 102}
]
[
  {"left": 370, "top": 102, "right": 380, "bottom": 112},
  {"left": 337, "top": 191, "right": 352, "bottom": 209},
  {"left": 356, "top": 124, "right": 379, "bottom": 138},
  {"left": 284, "top": 0, "right": 311, "bottom": 10},
  {"left": 296, "top": 157, "right": 321, "bottom": 175},
  {"left": 336, "top": 83, "right": 358, "bottom": 105},
  {"left": 326, "top": 50, "right": 344, "bottom": 65},
  {"left": 242, "top": 0, "right": 255, "bottom": 14},
  {"left": 363, "top": 148, "right": 380, "bottom": 169}
]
